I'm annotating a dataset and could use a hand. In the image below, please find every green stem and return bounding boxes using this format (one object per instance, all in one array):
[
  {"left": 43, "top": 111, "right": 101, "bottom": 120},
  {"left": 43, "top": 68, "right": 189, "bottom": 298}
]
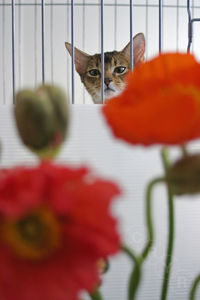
[
  {"left": 128, "top": 262, "right": 141, "bottom": 300},
  {"left": 123, "top": 177, "right": 164, "bottom": 300},
  {"left": 90, "top": 289, "right": 103, "bottom": 300},
  {"left": 122, "top": 245, "right": 141, "bottom": 300},
  {"left": 141, "top": 177, "right": 165, "bottom": 261},
  {"left": 161, "top": 148, "right": 170, "bottom": 171},
  {"left": 160, "top": 148, "right": 175, "bottom": 300},
  {"left": 122, "top": 244, "right": 138, "bottom": 264},
  {"left": 189, "top": 274, "right": 200, "bottom": 300}
]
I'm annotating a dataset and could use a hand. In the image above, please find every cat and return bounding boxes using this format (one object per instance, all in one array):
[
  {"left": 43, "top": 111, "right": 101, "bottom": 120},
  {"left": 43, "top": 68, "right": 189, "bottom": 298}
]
[{"left": 65, "top": 33, "right": 145, "bottom": 104}]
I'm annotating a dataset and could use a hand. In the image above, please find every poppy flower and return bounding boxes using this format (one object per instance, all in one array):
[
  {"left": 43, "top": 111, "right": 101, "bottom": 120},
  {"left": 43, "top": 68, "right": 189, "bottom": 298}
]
[
  {"left": 102, "top": 53, "right": 200, "bottom": 146},
  {"left": 0, "top": 162, "right": 120, "bottom": 300}
]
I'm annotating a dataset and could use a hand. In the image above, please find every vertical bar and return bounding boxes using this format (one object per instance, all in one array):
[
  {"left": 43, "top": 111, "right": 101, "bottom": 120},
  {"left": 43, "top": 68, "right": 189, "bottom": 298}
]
[
  {"left": 130, "top": 0, "right": 133, "bottom": 70},
  {"left": 41, "top": 0, "right": 45, "bottom": 83},
  {"left": 34, "top": 0, "right": 38, "bottom": 87},
  {"left": 176, "top": 0, "right": 179, "bottom": 51},
  {"left": 12, "top": 0, "right": 16, "bottom": 103},
  {"left": 159, "top": 0, "right": 162, "bottom": 53},
  {"left": 66, "top": 0, "right": 70, "bottom": 92},
  {"left": 82, "top": 0, "right": 85, "bottom": 52},
  {"left": 192, "top": 0, "right": 194, "bottom": 52},
  {"left": 71, "top": 0, "right": 75, "bottom": 104},
  {"left": 18, "top": 0, "right": 22, "bottom": 88},
  {"left": 50, "top": 0, "right": 54, "bottom": 83},
  {"left": 98, "top": 0, "right": 101, "bottom": 52},
  {"left": 2, "top": 0, "right": 6, "bottom": 104},
  {"left": 100, "top": 0, "right": 104, "bottom": 103},
  {"left": 114, "top": 0, "right": 117, "bottom": 50},
  {"left": 82, "top": 0, "right": 86, "bottom": 104},
  {"left": 145, "top": 0, "right": 148, "bottom": 59},
  {"left": 187, "top": 0, "right": 192, "bottom": 52}
]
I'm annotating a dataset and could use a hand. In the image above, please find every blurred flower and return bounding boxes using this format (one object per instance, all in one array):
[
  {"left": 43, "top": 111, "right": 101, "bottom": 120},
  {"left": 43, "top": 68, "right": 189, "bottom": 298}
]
[
  {"left": 0, "top": 162, "right": 120, "bottom": 300},
  {"left": 102, "top": 53, "right": 200, "bottom": 146},
  {"left": 166, "top": 154, "right": 200, "bottom": 195},
  {"left": 14, "top": 85, "right": 69, "bottom": 159}
]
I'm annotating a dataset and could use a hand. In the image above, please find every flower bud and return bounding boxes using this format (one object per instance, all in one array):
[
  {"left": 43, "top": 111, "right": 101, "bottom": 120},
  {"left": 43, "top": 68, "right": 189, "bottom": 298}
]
[
  {"left": 14, "top": 85, "right": 69, "bottom": 159},
  {"left": 166, "top": 154, "right": 200, "bottom": 195}
]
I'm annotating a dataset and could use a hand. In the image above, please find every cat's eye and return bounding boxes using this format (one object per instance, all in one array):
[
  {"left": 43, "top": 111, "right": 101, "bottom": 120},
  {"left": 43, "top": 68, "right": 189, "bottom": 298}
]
[
  {"left": 114, "top": 66, "right": 126, "bottom": 74},
  {"left": 88, "top": 69, "right": 100, "bottom": 76}
]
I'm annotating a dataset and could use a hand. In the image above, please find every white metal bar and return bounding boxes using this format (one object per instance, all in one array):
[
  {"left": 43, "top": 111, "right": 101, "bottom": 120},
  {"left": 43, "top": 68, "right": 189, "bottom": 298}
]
[
  {"left": 1, "top": 3, "right": 200, "bottom": 8},
  {"left": 114, "top": 0, "right": 117, "bottom": 49},
  {"left": 50, "top": 0, "right": 54, "bottom": 83},
  {"left": 12, "top": 0, "right": 16, "bottom": 103},
  {"left": 66, "top": 0, "right": 70, "bottom": 93},
  {"left": 192, "top": 0, "right": 194, "bottom": 52},
  {"left": 145, "top": 0, "right": 148, "bottom": 59},
  {"left": 71, "top": 0, "right": 75, "bottom": 104},
  {"left": 176, "top": 0, "right": 179, "bottom": 51},
  {"left": 130, "top": 0, "right": 133, "bottom": 70},
  {"left": 18, "top": 0, "right": 22, "bottom": 88},
  {"left": 187, "top": 0, "right": 192, "bottom": 52},
  {"left": 34, "top": 0, "right": 38, "bottom": 87},
  {"left": 159, "top": 0, "right": 162, "bottom": 53},
  {"left": 98, "top": 0, "right": 101, "bottom": 52},
  {"left": 82, "top": 0, "right": 86, "bottom": 104},
  {"left": 2, "top": 0, "right": 6, "bottom": 104},
  {"left": 100, "top": 0, "right": 104, "bottom": 103},
  {"left": 41, "top": 0, "right": 45, "bottom": 83}
]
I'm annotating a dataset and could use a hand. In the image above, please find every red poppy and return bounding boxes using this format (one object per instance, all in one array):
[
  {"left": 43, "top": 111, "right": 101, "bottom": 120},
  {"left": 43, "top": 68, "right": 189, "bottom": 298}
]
[
  {"left": 102, "top": 53, "right": 200, "bottom": 146},
  {"left": 0, "top": 162, "right": 120, "bottom": 300}
]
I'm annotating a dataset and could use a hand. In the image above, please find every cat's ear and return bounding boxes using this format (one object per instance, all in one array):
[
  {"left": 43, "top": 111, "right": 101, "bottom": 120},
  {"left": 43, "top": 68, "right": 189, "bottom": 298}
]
[
  {"left": 65, "top": 42, "right": 90, "bottom": 75},
  {"left": 122, "top": 33, "right": 145, "bottom": 67}
]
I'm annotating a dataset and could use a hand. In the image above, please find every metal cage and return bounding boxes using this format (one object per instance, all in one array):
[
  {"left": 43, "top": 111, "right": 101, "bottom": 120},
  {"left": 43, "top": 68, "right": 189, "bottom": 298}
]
[{"left": 0, "top": 1, "right": 200, "bottom": 105}]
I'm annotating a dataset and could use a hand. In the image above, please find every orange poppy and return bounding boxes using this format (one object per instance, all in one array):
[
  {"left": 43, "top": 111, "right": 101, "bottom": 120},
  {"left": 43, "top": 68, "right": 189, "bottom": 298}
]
[{"left": 102, "top": 53, "right": 200, "bottom": 146}]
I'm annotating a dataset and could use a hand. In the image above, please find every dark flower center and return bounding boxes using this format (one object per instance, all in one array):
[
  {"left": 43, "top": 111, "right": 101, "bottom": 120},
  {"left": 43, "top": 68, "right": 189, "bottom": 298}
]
[
  {"left": 17, "top": 215, "right": 46, "bottom": 242},
  {"left": 1, "top": 207, "right": 61, "bottom": 261}
]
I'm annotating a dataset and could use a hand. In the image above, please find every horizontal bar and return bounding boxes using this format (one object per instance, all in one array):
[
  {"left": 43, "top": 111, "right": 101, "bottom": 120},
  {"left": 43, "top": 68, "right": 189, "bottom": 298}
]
[
  {"left": 1, "top": 3, "right": 200, "bottom": 8},
  {"left": 191, "top": 18, "right": 200, "bottom": 23}
]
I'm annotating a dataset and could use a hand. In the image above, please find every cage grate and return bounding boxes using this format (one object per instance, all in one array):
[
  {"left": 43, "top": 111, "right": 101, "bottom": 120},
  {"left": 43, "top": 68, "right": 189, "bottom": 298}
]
[{"left": 1, "top": 1, "right": 200, "bottom": 105}]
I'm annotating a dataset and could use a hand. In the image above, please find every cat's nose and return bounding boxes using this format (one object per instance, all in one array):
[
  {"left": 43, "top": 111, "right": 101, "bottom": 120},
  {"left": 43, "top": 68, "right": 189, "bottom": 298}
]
[{"left": 104, "top": 78, "right": 112, "bottom": 87}]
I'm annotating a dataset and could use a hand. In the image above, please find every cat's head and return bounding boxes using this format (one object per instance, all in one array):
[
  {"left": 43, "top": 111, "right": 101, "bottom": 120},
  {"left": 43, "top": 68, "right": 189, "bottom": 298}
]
[{"left": 65, "top": 33, "right": 145, "bottom": 104}]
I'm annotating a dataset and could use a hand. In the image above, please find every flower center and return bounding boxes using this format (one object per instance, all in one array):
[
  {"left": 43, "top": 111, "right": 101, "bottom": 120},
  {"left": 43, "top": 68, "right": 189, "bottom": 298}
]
[{"left": 1, "top": 207, "right": 61, "bottom": 261}]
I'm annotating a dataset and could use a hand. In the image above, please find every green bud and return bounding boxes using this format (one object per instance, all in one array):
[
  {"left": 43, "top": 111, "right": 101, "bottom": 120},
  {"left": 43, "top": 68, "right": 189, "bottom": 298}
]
[
  {"left": 166, "top": 154, "right": 200, "bottom": 195},
  {"left": 14, "top": 84, "right": 69, "bottom": 159}
]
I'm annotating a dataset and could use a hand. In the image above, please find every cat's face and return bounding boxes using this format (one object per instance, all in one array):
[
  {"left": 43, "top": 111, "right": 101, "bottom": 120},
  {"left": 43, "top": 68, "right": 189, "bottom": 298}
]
[
  {"left": 65, "top": 33, "right": 145, "bottom": 104},
  {"left": 80, "top": 51, "right": 130, "bottom": 103}
]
